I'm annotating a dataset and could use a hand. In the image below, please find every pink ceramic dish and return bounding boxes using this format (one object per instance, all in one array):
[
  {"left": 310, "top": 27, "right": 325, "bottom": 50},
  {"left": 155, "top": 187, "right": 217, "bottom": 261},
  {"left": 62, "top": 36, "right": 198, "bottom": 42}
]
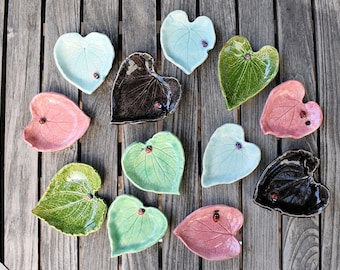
[
  {"left": 260, "top": 80, "right": 323, "bottom": 139},
  {"left": 174, "top": 205, "right": 243, "bottom": 261},
  {"left": 23, "top": 92, "right": 90, "bottom": 152}
]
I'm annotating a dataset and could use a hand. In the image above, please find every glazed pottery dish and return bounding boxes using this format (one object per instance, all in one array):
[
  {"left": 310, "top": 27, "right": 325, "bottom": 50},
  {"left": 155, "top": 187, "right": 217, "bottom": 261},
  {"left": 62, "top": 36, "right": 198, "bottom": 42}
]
[
  {"left": 111, "top": 52, "right": 182, "bottom": 124},
  {"left": 160, "top": 10, "right": 216, "bottom": 74},
  {"left": 218, "top": 36, "right": 279, "bottom": 110},
  {"left": 54, "top": 32, "right": 115, "bottom": 94},
  {"left": 32, "top": 163, "right": 107, "bottom": 236},
  {"left": 174, "top": 205, "right": 243, "bottom": 261},
  {"left": 260, "top": 80, "right": 323, "bottom": 139},
  {"left": 202, "top": 123, "right": 261, "bottom": 187},
  {"left": 23, "top": 92, "right": 90, "bottom": 152},
  {"left": 122, "top": 131, "right": 185, "bottom": 194},
  {"left": 253, "top": 150, "right": 330, "bottom": 217},
  {"left": 107, "top": 195, "right": 168, "bottom": 257}
]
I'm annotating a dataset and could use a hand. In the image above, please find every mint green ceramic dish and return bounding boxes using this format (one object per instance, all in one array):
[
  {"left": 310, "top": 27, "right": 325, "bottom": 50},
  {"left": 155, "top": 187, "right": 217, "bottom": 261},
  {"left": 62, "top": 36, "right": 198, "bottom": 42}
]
[{"left": 107, "top": 195, "right": 168, "bottom": 257}]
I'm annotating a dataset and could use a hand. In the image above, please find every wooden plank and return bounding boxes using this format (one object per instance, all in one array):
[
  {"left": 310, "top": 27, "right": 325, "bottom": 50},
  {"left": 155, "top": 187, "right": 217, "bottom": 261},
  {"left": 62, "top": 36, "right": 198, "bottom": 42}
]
[
  {"left": 161, "top": 1, "right": 200, "bottom": 269},
  {"left": 314, "top": 0, "right": 340, "bottom": 269},
  {"left": 276, "top": 0, "right": 319, "bottom": 269},
  {"left": 4, "top": 0, "right": 41, "bottom": 269},
  {"left": 238, "top": 0, "right": 281, "bottom": 269},
  {"left": 0, "top": 0, "right": 5, "bottom": 262},
  {"left": 39, "top": 1, "right": 81, "bottom": 269},
  {"left": 199, "top": 1, "right": 240, "bottom": 270},
  {"left": 120, "top": 1, "right": 159, "bottom": 269},
  {"left": 79, "top": 0, "right": 119, "bottom": 269}
]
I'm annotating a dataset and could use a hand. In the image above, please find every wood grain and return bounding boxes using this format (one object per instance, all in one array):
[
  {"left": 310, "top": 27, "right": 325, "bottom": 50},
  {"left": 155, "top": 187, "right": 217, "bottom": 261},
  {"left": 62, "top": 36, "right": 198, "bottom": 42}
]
[
  {"left": 161, "top": 1, "right": 200, "bottom": 269},
  {"left": 39, "top": 1, "right": 81, "bottom": 269},
  {"left": 238, "top": 1, "right": 281, "bottom": 269},
  {"left": 79, "top": 0, "right": 120, "bottom": 269},
  {"left": 4, "top": 0, "right": 41, "bottom": 269},
  {"left": 277, "top": 0, "right": 319, "bottom": 269},
  {"left": 199, "top": 1, "right": 240, "bottom": 269},
  {"left": 121, "top": 1, "right": 159, "bottom": 269},
  {"left": 314, "top": 0, "right": 340, "bottom": 269}
]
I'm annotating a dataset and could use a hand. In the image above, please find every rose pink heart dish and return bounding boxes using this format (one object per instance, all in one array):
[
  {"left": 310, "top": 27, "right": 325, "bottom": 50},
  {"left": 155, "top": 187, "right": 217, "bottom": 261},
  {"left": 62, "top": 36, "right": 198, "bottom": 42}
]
[{"left": 260, "top": 80, "right": 323, "bottom": 139}]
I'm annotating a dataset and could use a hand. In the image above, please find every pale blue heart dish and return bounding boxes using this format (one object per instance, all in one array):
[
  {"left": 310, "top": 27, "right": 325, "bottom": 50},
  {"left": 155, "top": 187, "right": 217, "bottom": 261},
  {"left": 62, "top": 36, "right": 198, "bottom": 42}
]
[
  {"left": 54, "top": 32, "right": 115, "bottom": 94},
  {"left": 202, "top": 123, "right": 261, "bottom": 187},
  {"left": 160, "top": 10, "right": 216, "bottom": 75}
]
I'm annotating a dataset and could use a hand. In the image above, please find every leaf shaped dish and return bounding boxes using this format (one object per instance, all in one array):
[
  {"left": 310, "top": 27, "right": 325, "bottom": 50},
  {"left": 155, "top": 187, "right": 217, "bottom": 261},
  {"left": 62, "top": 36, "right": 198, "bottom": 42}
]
[
  {"left": 260, "top": 80, "right": 323, "bottom": 139},
  {"left": 111, "top": 52, "right": 182, "bottom": 124},
  {"left": 253, "top": 150, "right": 330, "bottom": 217},
  {"left": 32, "top": 163, "right": 107, "bottom": 236},
  {"left": 122, "top": 131, "right": 185, "bottom": 194},
  {"left": 23, "top": 92, "right": 90, "bottom": 152},
  {"left": 160, "top": 10, "right": 216, "bottom": 75},
  {"left": 174, "top": 205, "right": 243, "bottom": 261},
  {"left": 54, "top": 32, "right": 115, "bottom": 94},
  {"left": 107, "top": 194, "right": 168, "bottom": 257},
  {"left": 218, "top": 36, "right": 279, "bottom": 110},
  {"left": 202, "top": 123, "right": 261, "bottom": 187}
]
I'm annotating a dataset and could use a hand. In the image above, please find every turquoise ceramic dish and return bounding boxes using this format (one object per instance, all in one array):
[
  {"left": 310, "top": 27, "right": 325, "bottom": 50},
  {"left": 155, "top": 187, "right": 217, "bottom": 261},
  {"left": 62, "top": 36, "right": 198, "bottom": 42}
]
[
  {"left": 54, "top": 32, "right": 115, "bottom": 94},
  {"left": 202, "top": 123, "right": 261, "bottom": 187},
  {"left": 160, "top": 10, "right": 216, "bottom": 75}
]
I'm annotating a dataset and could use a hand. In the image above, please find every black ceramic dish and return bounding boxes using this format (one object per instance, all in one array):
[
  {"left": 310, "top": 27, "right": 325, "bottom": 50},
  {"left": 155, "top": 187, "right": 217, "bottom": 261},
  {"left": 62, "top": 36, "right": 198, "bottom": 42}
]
[
  {"left": 111, "top": 52, "right": 182, "bottom": 124},
  {"left": 253, "top": 149, "right": 330, "bottom": 217}
]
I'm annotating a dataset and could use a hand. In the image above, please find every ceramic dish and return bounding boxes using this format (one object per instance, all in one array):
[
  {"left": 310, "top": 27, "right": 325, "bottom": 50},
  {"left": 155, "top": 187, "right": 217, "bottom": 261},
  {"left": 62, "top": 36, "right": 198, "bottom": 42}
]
[
  {"left": 253, "top": 150, "right": 330, "bottom": 217},
  {"left": 23, "top": 92, "right": 90, "bottom": 152},
  {"left": 54, "top": 32, "right": 115, "bottom": 94},
  {"left": 160, "top": 10, "right": 216, "bottom": 75},
  {"left": 260, "top": 80, "right": 323, "bottom": 139},
  {"left": 122, "top": 131, "right": 185, "bottom": 194},
  {"left": 32, "top": 163, "right": 107, "bottom": 236},
  {"left": 202, "top": 123, "right": 261, "bottom": 187},
  {"left": 174, "top": 204, "right": 243, "bottom": 261},
  {"left": 111, "top": 52, "right": 182, "bottom": 124},
  {"left": 218, "top": 36, "right": 279, "bottom": 110},
  {"left": 107, "top": 194, "right": 168, "bottom": 257}
]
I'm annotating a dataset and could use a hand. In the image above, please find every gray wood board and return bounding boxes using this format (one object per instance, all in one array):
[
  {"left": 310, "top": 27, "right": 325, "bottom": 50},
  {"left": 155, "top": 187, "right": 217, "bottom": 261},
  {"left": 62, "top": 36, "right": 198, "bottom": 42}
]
[
  {"left": 314, "top": 0, "right": 340, "bottom": 269},
  {"left": 238, "top": 1, "right": 280, "bottom": 269},
  {"left": 277, "top": 0, "right": 320, "bottom": 269},
  {"left": 79, "top": 0, "right": 119, "bottom": 269},
  {"left": 4, "top": 0, "right": 41, "bottom": 269},
  {"left": 40, "top": 1, "right": 81, "bottom": 269}
]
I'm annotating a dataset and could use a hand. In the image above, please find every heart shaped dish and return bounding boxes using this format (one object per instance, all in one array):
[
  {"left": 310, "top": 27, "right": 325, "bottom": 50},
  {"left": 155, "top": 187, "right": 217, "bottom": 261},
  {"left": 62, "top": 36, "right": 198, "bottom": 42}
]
[
  {"left": 54, "top": 32, "right": 115, "bottom": 94},
  {"left": 253, "top": 149, "right": 330, "bottom": 217},
  {"left": 174, "top": 205, "right": 243, "bottom": 261},
  {"left": 202, "top": 123, "right": 261, "bottom": 187},
  {"left": 122, "top": 131, "right": 185, "bottom": 194},
  {"left": 107, "top": 194, "right": 168, "bottom": 257},
  {"left": 23, "top": 92, "right": 90, "bottom": 152},
  {"left": 218, "top": 36, "right": 279, "bottom": 110},
  {"left": 111, "top": 52, "right": 182, "bottom": 124},
  {"left": 260, "top": 80, "right": 323, "bottom": 139},
  {"left": 160, "top": 10, "right": 216, "bottom": 75}
]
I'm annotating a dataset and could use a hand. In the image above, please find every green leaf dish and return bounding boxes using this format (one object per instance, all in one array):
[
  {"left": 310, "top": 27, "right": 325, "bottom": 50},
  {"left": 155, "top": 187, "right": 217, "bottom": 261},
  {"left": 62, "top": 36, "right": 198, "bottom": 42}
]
[
  {"left": 218, "top": 36, "right": 279, "bottom": 110},
  {"left": 107, "top": 194, "right": 168, "bottom": 257},
  {"left": 122, "top": 131, "right": 185, "bottom": 195},
  {"left": 32, "top": 163, "right": 107, "bottom": 236}
]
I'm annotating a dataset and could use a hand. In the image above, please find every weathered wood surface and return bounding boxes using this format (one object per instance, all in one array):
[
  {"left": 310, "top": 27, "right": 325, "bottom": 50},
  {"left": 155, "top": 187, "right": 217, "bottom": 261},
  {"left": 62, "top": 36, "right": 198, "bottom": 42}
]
[{"left": 1, "top": 0, "right": 340, "bottom": 269}]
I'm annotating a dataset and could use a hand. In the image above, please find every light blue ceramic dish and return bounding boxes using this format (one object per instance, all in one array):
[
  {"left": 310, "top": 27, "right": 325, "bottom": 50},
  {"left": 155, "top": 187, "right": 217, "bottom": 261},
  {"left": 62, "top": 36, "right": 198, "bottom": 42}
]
[
  {"left": 160, "top": 10, "right": 216, "bottom": 75},
  {"left": 54, "top": 32, "right": 115, "bottom": 94},
  {"left": 202, "top": 123, "right": 261, "bottom": 187}
]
